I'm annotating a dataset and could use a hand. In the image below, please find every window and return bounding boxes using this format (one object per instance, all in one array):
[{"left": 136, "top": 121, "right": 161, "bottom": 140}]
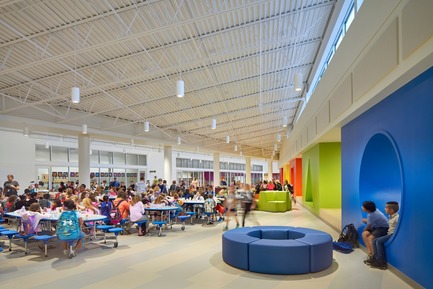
[
  {"left": 113, "top": 152, "right": 125, "bottom": 165},
  {"left": 69, "top": 148, "right": 78, "bottom": 163},
  {"left": 100, "top": 151, "right": 112, "bottom": 164},
  {"left": 126, "top": 154, "right": 138, "bottom": 165},
  {"left": 306, "top": 2, "right": 359, "bottom": 98},
  {"left": 138, "top": 155, "right": 147, "bottom": 166},
  {"left": 35, "top": 145, "right": 50, "bottom": 161},
  {"left": 51, "top": 147, "right": 68, "bottom": 162},
  {"left": 90, "top": 150, "right": 99, "bottom": 163}
]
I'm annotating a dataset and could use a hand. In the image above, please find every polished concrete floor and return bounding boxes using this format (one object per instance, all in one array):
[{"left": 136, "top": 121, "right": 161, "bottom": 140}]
[{"left": 0, "top": 203, "right": 415, "bottom": 289}]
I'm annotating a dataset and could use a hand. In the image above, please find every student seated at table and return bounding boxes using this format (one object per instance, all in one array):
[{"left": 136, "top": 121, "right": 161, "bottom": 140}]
[
  {"left": 4, "top": 195, "right": 17, "bottom": 213},
  {"left": 18, "top": 203, "right": 45, "bottom": 235},
  {"left": 204, "top": 194, "right": 216, "bottom": 224},
  {"left": 70, "top": 195, "right": 85, "bottom": 211},
  {"left": 193, "top": 191, "right": 205, "bottom": 218},
  {"left": 39, "top": 193, "right": 52, "bottom": 210},
  {"left": 51, "top": 199, "right": 62, "bottom": 211},
  {"left": 130, "top": 195, "right": 148, "bottom": 236},
  {"left": 99, "top": 195, "right": 112, "bottom": 222},
  {"left": 151, "top": 195, "right": 166, "bottom": 221},
  {"left": 58, "top": 199, "right": 85, "bottom": 257},
  {"left": 113, "top": 191, "right": 132, "bottom": 232}
]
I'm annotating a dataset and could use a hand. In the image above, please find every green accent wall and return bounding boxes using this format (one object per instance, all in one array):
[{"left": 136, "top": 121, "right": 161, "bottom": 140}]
[{"left": 302, "top": 142, "right": 341, "bottom": 213}]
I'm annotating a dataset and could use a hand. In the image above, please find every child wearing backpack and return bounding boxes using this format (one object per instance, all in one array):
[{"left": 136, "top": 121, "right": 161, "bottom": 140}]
[
  {"left": 100, "top": 195, "right": 112, "bottom": 223},
  {"left": 57, "top": 199, "right": 85, "bottom": 257},
  {"left": 361, "top": 201, "right": 389, "bottom": 264}
]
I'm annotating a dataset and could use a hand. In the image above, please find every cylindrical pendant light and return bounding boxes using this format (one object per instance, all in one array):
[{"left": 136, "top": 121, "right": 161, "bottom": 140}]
[
  {"left": 234, "top": 144, "right": 238, "bottom": 152},
  {"left": 283, "top": 115, "right": 288, "bottom": 127},
  {"left": 177, "top": 136, "right": 181, "bottom": 145},
  {"left": 277, "top": 133, "right": 281, "bottom": 142},
  {"left": 176, "top": 80, "right": 184, "bottom": 97},
  {"left": 240, "top": 150, "right": 243, "bottom": 156},
  {"left": 274, "top": 144, "right": 278, "bottom": 151},
  {"left": 23, "top": 127, "right": 29, "bottom": 137},
  {"left": 226, "top": 135, "right": 230, "bottom": 143},
  {"left": 294, "top": 72, "right": 303, "bottom": 92},
  {"left": 71, "top": 87, "right": 80, "bottom": 103},
  {"left": 82, "top": 124, "right": 87, "bottom": 134},
  {"left": 45, "top": 142, "right": 50, "bottom": 149},
  {"left": 144, "top": 121, "right": 150, "bottom": 132},
  {"left": 211, "top": 118, "right": 216, "bottom": 130}
]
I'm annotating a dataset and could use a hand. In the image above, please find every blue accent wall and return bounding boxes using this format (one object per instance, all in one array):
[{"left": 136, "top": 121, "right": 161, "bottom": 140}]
[{"left": 342, "top": 66, "right": 433, "bottom": 288}]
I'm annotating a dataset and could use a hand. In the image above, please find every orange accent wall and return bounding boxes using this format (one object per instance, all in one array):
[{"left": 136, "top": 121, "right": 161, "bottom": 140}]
[{"left": 290, "top": 158, "right": 302, "bottom": 196}]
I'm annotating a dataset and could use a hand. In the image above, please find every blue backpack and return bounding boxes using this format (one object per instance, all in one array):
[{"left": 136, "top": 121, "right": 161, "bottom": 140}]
[
  {"left": 57, "top": 211, "right": 80, "bottom": 240},
  {"left": 333, "top": 241, "right": 353, "bottom": 254}
]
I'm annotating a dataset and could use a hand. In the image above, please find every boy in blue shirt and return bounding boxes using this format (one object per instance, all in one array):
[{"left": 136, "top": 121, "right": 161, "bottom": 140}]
[
  {"left": 361, "top": 201, "right": 389, "bottom": 263},
  {"left": 366, "top": 201, "right": 399, "bottom": 269}
]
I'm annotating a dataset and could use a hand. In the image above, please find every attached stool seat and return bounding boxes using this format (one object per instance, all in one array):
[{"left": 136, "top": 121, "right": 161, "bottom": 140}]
[
  {"left": 34, "top": 235, "right": 57, "bottom": 257},
  {"left": 14, "top": 233, "right": 35, "bottom": 254},
  {"left": 1, "top": 230, "right": 19, "bottom": 251},
  {"left": 185, "top": 212, "right": 197, "bottom": 224},
  {"left": 108, "top": 227, "right": 123, "bottom": 248},
  {"left": 204, "top": 211, "right": 215, "bottom": 225},
  {"left": 152, "top": 221, "right": 167, "bottom": 237},
  {"left": 133, "top": 220, "right": 148, "bottom": 236},
  {"left": 177, "top": 215, "right": 191, "bottom": 230},
  {"left": 96, "top": 225, "right": 114, "bottom": 243}
]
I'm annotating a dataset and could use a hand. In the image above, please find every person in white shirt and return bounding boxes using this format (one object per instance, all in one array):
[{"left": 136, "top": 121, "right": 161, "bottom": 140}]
[{"left": 129, "top": 195, "right": 148, "bottom": 236}]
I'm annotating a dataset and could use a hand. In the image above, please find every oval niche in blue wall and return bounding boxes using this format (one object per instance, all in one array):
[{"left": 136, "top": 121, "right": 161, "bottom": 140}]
[{"left": 359, "top": 132, "right": 402, "bottom": 235}]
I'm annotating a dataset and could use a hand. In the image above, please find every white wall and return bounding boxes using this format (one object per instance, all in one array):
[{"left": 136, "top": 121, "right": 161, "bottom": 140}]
[
  {"left": 279, "top": 0, "right": 433, "bottom": 166},
  {"left": 0, "top": 131, "right": 36, "bottom": 193}
]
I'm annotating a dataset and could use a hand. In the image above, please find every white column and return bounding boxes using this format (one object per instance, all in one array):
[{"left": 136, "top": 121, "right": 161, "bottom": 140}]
[
  {"left": 78, "top": 134, "right": 90, "bottom": 188},
  {"left": 268, "top": 159, "right": 273, "bottom": 180},
  {"left": 245, "top": 157, "right": 251, "bottom": 185},
  {"left": 164, "top": 145, "right": 172, "bottom": 182},
  {"left": 213, "top": 153, "right": 220, "bottom": 188}
]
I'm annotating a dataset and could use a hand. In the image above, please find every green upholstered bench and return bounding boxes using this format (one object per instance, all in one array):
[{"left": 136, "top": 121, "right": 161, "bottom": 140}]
[{"left": 257, "top": 191, "right": 292, "bottom": 212}]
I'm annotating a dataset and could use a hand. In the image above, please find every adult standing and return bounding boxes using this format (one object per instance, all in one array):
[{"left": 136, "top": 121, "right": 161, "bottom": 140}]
[
  {"left": 3, "top": 174, "right": 19, "bottom": 197},
  {"left": 135, "top": 177, "right": 147, "bottom": 195},
  {"left": 110, "top": 177, "right": 120, "bottom": 188}
]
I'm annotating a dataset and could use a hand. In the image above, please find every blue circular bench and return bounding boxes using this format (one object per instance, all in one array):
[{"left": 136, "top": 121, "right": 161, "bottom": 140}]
[{"left": 222, "top": 226, "right": 333, "bottom": 274}]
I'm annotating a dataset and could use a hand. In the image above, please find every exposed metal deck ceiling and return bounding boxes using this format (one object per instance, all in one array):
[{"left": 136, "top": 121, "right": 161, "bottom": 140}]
[{"left": 0, "top": 0, "right": 336, "bottom": 159}]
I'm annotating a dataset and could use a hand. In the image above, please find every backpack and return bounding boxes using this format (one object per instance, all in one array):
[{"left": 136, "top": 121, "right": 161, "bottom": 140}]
[
  {"left": 338, "top": 223, "right": 359, "bottom": 248},
  {"left": 109, "top": 200, "right": 124, "bottom": 225},
  {"left": 57, "top": 211, "right": 80, "bottom": 240},
  {"left": 20, "top": 213, "right": 36, "bottom": 235},
  {"left": 333, "top": 241, "right": 354, "bottom": 254},
  {"left": 100, "top": 201, "right": 112, "bottom": 220}
]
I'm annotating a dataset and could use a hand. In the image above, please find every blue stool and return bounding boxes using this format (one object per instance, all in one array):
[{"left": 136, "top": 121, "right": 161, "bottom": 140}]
[
  {"left": 119, "top": 218, "right": 130, "bottom": 234},
  {"left": 62, "top": 238, "right": 80, "bottom": 258},
  {"left": 185, "top": 212, "right": 197, "bottom": 225},
  {"left": 177, "top": 215, "right": 191, "bottom": 230},
  {"left": 0, "top": 246, "right": 3, "bottom": 252},
  {"left": 14, "top": 233, "right": 35, "bottom": 254},
  {"left": 34, "top": 235, "right": 57, "bottom": 257},
  {"left": 204, "top": 212, "right": 215, "bottom": 225},
  {"left": 133, "top": 220, "right": 147, "bottom": 236},
  {"left": 152, "top": 221, "right": 167, "bottom": 237},
  {"left": 96, "top": 225, "right": 114, "bottom": 243},
  {"left": 1, "top": 230, "right": 19, "bottom": 251},
  {"left": 108, "top": 227, "right": 123, "bottom": 248}
]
